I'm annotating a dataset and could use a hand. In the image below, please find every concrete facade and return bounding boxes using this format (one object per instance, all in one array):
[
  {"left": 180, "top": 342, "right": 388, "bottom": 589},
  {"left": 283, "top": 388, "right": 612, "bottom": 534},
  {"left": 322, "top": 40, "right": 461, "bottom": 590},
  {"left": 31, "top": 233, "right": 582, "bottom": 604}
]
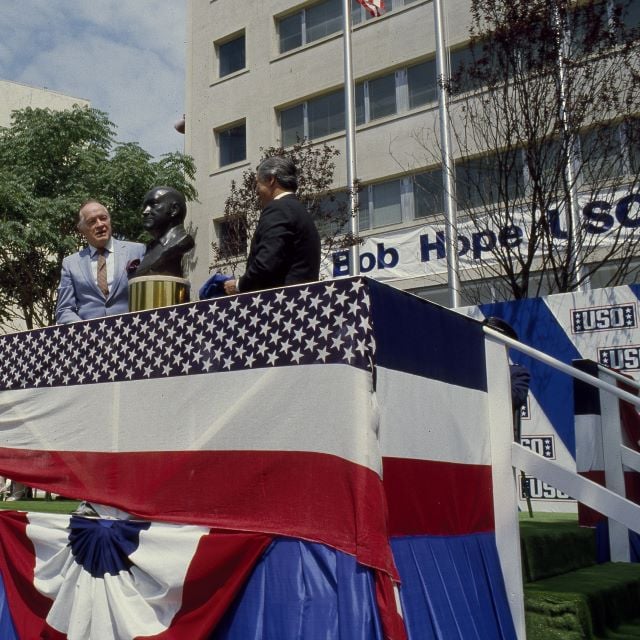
[
  {"left": 185, "top": 0, "right": 468, "bottom": 296},
  {"left": 184, "top": 0, "right": 640, "bottom": 304},
  {"left": 0, "top": 80, "right": 89, "bottom": 128}
]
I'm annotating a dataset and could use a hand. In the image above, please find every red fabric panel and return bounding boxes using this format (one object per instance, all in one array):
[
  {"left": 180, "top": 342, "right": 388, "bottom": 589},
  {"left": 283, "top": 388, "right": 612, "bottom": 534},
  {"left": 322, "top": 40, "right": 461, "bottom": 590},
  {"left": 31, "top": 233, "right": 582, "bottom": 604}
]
[
  {"left": 382, "top": 457, "right": 495, "bottom": 536},
  {"left": 0, "top": 448, "right": 396, "bottom": 578},
  {"left": 578, "top": 470, "right": 640, "bottom": 527}
]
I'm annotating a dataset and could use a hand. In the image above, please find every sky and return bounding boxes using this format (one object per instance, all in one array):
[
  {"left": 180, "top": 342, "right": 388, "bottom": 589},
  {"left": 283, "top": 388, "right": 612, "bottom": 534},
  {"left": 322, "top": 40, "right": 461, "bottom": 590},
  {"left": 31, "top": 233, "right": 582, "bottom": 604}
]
[{"left": 1, "top": 1, "right": 186, "bottom": 158}]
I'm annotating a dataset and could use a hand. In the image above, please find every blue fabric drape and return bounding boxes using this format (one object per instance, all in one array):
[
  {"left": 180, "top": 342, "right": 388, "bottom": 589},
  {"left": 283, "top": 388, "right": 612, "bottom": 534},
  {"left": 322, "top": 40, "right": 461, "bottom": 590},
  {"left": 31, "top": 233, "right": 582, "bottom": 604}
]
[
  {"left": 211, "top": 539, "right": 385, "bottom": 640},
  {"left": 391, "top": 533, "right": 516, "bottom": 640},
  {"left": 0, "top": 573, "right": 18, "bottom": 640},
  {"left": 594, "top": 522, "right": 640, "bottom": 563}
]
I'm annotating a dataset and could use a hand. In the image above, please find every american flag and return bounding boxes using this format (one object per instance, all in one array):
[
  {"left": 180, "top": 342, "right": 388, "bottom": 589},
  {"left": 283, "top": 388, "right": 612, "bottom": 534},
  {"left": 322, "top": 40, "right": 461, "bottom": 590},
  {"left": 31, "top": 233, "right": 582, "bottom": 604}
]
[
  {"left": 0, "top": 276, "right": 519, "bottom": 639},
  {"left": 0, "top": 277, "right": 404, "bottom": 625},
  {"left": 357, "top": 0, "right": 385, "bottom": 17}
]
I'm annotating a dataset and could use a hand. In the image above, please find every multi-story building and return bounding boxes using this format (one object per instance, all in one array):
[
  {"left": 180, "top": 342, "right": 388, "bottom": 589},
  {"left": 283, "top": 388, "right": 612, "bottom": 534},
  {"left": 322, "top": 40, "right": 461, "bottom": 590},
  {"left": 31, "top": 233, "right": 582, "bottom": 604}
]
[
  {"left": 0, "top": 79, "right": 89, "bottom": 128},
  {"left": 185, "top": 0, "right": 640, "bottom": 306}
]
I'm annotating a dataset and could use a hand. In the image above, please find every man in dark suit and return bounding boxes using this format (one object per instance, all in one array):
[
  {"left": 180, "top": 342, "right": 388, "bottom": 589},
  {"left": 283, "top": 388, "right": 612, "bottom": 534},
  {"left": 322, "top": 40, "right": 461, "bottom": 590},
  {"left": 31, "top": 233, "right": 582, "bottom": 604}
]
[
  {"left": 56, "top": 200, "right": 145, "bottom": 324},
  {"left": 223, "top": 156, "right": 321, "bottom": 295}
]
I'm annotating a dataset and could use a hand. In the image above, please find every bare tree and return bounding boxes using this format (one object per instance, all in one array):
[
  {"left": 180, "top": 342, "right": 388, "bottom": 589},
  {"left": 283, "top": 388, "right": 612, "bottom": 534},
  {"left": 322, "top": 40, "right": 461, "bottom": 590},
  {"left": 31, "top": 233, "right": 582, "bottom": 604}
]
[
  {"left": 211, "top": 140, "right": 359, "bottom": 277},
  {"left": 413, "top": 0, "right": 640, "bottom": 302}
]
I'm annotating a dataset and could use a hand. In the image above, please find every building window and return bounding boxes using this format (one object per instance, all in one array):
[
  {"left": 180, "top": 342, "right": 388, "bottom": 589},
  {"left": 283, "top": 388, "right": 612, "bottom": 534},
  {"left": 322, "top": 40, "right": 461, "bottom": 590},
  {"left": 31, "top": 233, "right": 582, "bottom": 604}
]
[
  {"left": 413, "top": 169, "right": 444, "bottom": 218},
  {"left": 306, "top": 0, "right": 342, "bottom": 42},
  {"left": 356, "top": 71, "right": 397, "bottom": 125},
  {"left": 627, "top": 119, "right": 640, "bottom": 175},
  {"left": 216, "top": 218, "right": 248, "bottom": 257},
  {"left": 455, "top": 151, "right": 524, "bottom": 210},
  {"left": 368, "top": 73, "right": 397, "bottom": 120},
  {"left": 355, "top": 60, "right": 436, "bottom": 126},
  {"left": 580, "top": 124, "right": 626, "bottom": 184},
  {"left": 280, "top": 59, "right": 437, "bottom": 145},
  {"left": 280, "top": 104, "right": 305, "bottom": 147},
  {"left": 359, "top": 178, "right": 403, "bottom": 230},
  {"left": 308, "top": 89, "right": 345, "bottom": 139},
  {"left": 278, "top": 0, "right": 342, "bottom": 53},
  {"left": 279, "top": 12, "right": 303, "bottom": 52},
  {"left": 217, "top": 122, "right": 246, "bottom": 166},
  {"left": 278, "top": 0, "right": 422, "bottom": 54},
  {"left": 407, "top": 59, "right": 437, "bottom": 108},
  {"left": 217, "top": 33, "right": 245, "bottom": 77},
  {"left": 315, "top": 192, "right": 351, "bottom": 236},
  {"left": 279, "top": 89, "right": 345, "bottom": 146}
]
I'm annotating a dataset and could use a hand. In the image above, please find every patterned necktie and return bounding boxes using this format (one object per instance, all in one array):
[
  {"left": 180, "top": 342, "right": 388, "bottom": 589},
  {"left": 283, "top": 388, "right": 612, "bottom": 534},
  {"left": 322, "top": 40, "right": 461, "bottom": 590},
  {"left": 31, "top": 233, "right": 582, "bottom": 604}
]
[{"left": 97, "top": 248, "right": 109, "bottom": 297}]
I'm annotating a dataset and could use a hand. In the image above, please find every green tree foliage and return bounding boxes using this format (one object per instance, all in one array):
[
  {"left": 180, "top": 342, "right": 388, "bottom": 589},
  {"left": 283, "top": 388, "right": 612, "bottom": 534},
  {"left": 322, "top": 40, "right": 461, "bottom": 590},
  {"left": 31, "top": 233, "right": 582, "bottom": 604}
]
[
  {"left": 211, "top": 140, "right": 359, "bottom": 277},
  {"left": 0, "top": 105, "right": 196, "bottom": 329}
]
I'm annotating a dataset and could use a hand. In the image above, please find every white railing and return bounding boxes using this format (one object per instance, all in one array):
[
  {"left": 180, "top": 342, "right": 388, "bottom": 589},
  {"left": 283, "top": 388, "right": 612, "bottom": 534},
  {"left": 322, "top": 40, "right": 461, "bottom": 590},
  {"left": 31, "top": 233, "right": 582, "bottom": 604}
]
[{"left": 482, "top": 326, "right": 640, "bottom": 640}]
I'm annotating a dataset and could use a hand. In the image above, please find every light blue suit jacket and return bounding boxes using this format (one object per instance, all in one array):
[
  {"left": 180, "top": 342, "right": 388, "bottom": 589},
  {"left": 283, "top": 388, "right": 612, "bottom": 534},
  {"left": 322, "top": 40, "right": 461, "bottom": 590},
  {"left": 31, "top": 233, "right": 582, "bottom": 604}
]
[{"left": 55, "top": 239, "right": 146, "bottom": 324}]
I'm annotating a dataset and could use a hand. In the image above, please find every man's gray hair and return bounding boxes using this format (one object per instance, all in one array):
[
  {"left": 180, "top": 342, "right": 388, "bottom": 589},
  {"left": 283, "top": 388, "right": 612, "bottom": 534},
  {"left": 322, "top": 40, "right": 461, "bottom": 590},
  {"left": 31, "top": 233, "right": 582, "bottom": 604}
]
[
  {"left": 257, "top": 156, "right": 298, "bottom": 192},
  {"left": 77, "top": 199, "right": 109, "bottom": 228}
]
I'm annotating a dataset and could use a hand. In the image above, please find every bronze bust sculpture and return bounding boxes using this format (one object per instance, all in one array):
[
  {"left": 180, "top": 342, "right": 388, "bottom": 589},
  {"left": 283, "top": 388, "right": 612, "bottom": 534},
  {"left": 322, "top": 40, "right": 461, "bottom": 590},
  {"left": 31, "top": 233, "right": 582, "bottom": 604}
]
[{"left": 128, "top": 186, "right": 195, "bottom": 279}]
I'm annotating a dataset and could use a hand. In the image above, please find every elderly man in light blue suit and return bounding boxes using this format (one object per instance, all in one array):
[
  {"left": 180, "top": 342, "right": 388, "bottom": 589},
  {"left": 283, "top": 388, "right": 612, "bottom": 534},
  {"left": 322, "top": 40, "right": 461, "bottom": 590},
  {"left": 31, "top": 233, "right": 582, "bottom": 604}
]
[
  {"left": 53, "top": 199, "right": 145, "bottom": 518},
  {"left": 56, "top": 200, "right": 145, "bottom": 324}
]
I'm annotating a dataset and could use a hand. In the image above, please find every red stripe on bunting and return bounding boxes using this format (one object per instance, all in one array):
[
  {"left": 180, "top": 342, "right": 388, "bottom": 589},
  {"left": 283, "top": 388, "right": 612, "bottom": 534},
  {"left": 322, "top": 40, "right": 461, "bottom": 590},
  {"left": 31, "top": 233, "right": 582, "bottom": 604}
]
[{"left": 0, "top": 448, "right": 397, "bottom": 578}]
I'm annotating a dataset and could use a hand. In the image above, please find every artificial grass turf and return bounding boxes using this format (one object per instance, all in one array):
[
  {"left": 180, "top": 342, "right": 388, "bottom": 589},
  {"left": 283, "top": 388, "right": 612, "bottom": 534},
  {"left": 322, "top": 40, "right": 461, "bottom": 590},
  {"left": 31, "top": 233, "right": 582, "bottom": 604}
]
[
  {"left": 525, "top": 563, "right": 640, "bottom": 640},
  {"left": 520, "top": 513, "right": 596, "bottom": 582}
]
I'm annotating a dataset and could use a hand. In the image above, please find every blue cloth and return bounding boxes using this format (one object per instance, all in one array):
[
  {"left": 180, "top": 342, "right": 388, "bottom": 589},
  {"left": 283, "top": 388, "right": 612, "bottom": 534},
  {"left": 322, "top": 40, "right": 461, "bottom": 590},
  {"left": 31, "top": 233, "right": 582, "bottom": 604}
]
[
  {"left": 509, "top": 363, "right": 530, "bottom": 411},
  {"left": 199, "top": 273, "right": 232, "bottom": 300},
  {"left": 594, "top": 521, "right": 640, "bottom": 563},
  {"left": 212, "top": 539, "right": 384, "bottom": 640},
  {"left": 392, "top": 533, "right": 516, "bottom": 640},
  {"left": 68, "top": 517, "right": 151, "bottom": 578},
  {"left": 0, "top": 572, "right": 18, "bottom": 640}
]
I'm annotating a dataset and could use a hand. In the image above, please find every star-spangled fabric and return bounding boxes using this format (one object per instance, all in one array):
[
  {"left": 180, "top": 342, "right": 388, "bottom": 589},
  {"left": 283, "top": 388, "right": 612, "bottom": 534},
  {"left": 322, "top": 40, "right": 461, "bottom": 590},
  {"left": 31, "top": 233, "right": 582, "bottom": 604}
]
[
  {"left": 0, "top": 278, "right": 396, "bottom": 579},
  {"left": 0, "top": 276, "right": 522, "bottom": 639},
  {"left": 0, "top": 279, "right": 372, "bottom": 390}
]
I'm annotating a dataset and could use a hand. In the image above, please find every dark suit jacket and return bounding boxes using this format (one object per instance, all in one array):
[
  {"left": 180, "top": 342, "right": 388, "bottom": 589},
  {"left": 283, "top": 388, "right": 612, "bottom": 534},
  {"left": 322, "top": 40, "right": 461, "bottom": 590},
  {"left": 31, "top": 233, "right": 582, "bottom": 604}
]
[{"left": 239, "top": 194, "right": 321, "bottom": 293}]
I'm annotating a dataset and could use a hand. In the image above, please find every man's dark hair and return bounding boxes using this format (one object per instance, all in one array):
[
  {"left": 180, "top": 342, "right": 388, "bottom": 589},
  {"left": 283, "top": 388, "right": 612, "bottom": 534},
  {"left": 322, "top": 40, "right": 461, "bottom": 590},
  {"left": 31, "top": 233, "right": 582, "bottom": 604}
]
[
  {"left": 257, "top": 156, "right": 298, "bottom": 192},
  {"left": 483, "top": 316, "right": 519, "bottom": 341}
]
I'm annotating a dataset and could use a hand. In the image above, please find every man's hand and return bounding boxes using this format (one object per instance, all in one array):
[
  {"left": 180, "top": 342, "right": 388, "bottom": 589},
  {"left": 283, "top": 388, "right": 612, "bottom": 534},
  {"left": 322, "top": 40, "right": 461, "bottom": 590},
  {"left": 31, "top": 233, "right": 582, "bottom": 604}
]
[{"left": 223, "top": 279, "right": 238, "bottom": 295}]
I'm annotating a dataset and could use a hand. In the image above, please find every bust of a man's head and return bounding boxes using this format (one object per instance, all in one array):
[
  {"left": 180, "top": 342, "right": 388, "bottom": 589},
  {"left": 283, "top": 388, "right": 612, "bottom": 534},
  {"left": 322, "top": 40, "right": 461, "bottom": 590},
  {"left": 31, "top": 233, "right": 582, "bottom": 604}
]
[
  {"left": 142, "top": 186, "right": 187, "bottom": 240},
  {"left": 128, "top": 186, "right": 194, "bottom": 280}
]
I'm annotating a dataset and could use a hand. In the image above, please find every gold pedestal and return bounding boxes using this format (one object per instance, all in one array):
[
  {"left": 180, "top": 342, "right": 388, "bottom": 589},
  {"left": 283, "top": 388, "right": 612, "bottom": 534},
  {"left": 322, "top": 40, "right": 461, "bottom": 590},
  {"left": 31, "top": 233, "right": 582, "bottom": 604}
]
[{"left": 128, "top": 275, "right": 190, "bottom": 312}]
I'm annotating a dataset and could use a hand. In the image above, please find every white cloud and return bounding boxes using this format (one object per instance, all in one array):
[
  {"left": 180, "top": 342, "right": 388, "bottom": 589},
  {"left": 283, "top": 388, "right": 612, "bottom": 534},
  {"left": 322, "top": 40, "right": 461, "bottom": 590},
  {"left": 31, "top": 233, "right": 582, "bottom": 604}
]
[{"left": 2, "top": 1, "right": 186, "bottom": 157}]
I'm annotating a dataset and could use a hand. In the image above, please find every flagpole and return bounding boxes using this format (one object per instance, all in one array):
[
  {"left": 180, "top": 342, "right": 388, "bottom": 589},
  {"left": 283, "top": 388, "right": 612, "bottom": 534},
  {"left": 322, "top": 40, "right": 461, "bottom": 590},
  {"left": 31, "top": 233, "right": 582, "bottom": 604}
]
[
  {"left": 552, "top": 0, "right": 589, "bottom": 292},
  {"left": 433, "top": 0, "right": 461, "bottom": 307},
  {"left": 342, "top": 0, "right": 360, "bottom": 276}
]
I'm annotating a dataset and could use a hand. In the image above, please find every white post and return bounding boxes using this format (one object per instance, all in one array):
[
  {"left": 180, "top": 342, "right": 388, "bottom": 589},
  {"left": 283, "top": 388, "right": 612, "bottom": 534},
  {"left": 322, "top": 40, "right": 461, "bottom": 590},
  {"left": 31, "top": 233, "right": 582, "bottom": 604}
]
[
  {"left": 433, "top": 0, "right": 461, "bottom": 308},
  {"left": 485, "top": 336, "right": 526, "bottom": 638},
  {"left": 551, "top": 0, "right": 590, "bottom": 292},
  {"left": 599, "top": 369, "right": 631, "bottom": 561},
  {"left": 342, "top": 0, "right": 360, "bottom": 276}
]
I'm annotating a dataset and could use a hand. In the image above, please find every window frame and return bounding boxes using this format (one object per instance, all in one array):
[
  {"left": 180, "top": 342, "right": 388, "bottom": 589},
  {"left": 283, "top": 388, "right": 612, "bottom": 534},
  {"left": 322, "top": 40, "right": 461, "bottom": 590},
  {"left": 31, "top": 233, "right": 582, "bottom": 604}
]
[
  {"left": 216, "top": 31, "right": 246, "bottom": 78},
  {"left": 216, "top": 120, "right": 247, "bottom": 168}
]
